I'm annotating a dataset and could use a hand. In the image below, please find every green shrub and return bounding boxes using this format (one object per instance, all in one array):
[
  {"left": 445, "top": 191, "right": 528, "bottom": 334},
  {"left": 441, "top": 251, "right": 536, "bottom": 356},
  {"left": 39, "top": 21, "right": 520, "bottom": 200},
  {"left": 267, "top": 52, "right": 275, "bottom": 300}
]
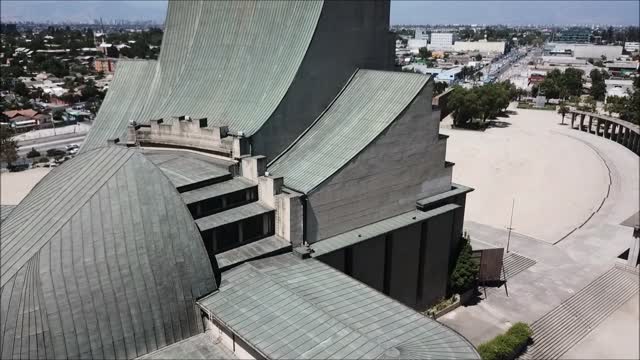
[
  {"left": 449, "top": 234, "right": 479, "bottom": 294},
  {"left": 477, "top": 322, "right": 532, "bottom": 360}
]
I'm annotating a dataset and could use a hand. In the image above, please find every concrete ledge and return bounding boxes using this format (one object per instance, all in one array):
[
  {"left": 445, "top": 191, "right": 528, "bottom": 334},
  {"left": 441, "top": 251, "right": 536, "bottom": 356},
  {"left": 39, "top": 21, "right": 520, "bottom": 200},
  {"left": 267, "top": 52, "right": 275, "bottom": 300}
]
[
  {"left": 417, "top": 183, "right": 474, "bottom": 210},
  {"left": 310, "top": 203, "right": 460, "bottom": 257}
]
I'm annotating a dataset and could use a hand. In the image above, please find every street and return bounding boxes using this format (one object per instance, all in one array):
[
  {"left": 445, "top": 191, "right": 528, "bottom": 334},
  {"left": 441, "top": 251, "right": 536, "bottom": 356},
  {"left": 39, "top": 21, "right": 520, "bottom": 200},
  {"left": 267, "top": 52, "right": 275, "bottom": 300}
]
[{"left": 17, "top": 134, "right": 86, "bottom": 156}]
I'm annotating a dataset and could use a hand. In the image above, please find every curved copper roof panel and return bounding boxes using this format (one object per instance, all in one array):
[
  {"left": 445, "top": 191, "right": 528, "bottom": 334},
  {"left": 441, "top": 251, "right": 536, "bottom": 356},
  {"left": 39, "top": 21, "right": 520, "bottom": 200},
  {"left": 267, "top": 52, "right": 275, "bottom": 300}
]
[
  {"left": 268, "top": 69, "right": 429, "bottom": 194},
  {"left": 83, "top": 0, "right": 324, "bottom": 152},
  {"left": 0, "top": 146, "right": 216, "bottom": 359},
  {"left": 81, "top": 60, "right": 158, "bottom": 152}
]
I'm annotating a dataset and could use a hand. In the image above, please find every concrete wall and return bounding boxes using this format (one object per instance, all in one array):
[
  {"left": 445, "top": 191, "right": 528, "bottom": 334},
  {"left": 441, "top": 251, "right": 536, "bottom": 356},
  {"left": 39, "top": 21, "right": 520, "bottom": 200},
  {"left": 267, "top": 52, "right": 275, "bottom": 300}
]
[
  {"left": 433, "top": 88, "right": 454, "bottom": 121},
  {"left": 351, "top": 235, "right": 386, "bottom": 292},
  {"left": 319, "top": 249, "right": 346, "bottom": 273},
  {"left": 252, "top": 0, "right": 393, "bottom": 160},
  {"left": 316, "top": 205, "right": 458, "bottom": 310},
  {"left": 306, "top": 82, "right": 453, "bottom": 242},
  {"left": 388, "top": 224, "right": 422, "bottom": 307},
  {"left": 452, "top": 41, "right": 505, "bottom": 54},
  {"left": 420, "top": 211, "right": 453, "bottom": 308},
  {"left": 450, "top": 194, "right": 467, "bottom": 263},
  {"left": 204, "top": 316, "right": 259, "bottom": 360}
]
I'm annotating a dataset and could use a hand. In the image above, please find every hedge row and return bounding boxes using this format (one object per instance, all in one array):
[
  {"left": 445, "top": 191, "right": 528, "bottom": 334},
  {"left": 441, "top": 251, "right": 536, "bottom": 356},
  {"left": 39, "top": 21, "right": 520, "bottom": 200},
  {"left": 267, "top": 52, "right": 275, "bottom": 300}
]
[{"left": 477, "top": 322, "right": 532, "bottom": 360}]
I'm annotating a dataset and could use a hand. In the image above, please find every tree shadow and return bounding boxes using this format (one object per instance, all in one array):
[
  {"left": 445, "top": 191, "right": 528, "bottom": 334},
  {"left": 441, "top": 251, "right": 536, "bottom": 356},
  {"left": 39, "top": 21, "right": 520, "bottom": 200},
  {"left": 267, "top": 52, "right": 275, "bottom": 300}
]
[
  {"left": 461, "top": 288, "right": 484, "bottom": 306},
  {"left": 487, "top": 120, "right": 512, "bottom": 129}
]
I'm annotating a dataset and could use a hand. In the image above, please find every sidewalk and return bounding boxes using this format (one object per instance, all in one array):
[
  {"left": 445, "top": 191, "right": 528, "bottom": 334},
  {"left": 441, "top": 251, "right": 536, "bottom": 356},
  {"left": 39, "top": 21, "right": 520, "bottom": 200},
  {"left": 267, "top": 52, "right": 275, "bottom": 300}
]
[{"left": 12, "top": 123, "right": 92, "bottom": 142}]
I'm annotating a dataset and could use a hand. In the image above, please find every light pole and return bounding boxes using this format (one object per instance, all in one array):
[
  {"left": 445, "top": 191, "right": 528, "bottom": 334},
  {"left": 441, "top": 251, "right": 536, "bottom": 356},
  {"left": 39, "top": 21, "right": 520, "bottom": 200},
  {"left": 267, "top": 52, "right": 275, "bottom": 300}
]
[{"left": 506, "top": 198, "right": 515, "bottom": 253}]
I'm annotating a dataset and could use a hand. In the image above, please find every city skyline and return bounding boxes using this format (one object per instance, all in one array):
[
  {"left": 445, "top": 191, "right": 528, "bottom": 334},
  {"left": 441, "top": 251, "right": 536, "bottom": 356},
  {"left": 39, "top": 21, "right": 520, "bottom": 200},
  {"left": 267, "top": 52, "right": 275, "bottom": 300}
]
[{"left": 1, "top": 0, "right": 639, "bottom": 26}]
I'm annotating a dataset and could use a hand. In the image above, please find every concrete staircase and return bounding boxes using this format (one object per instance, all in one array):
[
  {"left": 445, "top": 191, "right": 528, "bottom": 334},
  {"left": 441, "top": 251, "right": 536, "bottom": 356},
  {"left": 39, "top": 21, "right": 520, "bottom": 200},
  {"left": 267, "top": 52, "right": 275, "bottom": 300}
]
[
  {"left": 503, "top": 253, "right": 537, "bottom": 280},
  {"left": 521, "top": 266, "right": 639, "bottom": 359}
]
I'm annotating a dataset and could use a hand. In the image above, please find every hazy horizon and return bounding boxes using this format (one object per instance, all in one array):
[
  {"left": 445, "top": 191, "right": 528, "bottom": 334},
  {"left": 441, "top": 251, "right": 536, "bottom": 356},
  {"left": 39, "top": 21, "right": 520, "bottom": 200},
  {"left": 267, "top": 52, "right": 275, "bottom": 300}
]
[{"left": 1, "top": 0, "right": 639, "bottom": 26}]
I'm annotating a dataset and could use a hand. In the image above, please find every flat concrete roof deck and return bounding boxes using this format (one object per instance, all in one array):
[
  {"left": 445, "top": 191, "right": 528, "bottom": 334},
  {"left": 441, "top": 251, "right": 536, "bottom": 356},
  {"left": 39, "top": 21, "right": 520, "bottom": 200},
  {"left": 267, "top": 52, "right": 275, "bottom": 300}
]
[
  {"left": 181, "top": 177, "right": 256, "bottom": 205},
  {"left": 216, "top": 235, "right": 291, "bottom": 271},
  {"left": 137, "top": 333, "right": 236, "bottom": 359},
  {"left": 417, "top": 183, "right": 474, "bottom": 209},
  {"left": 195, "top": 201, "right": 273, "bottom": 231},
  {"left": 143, "top": 150, "right": 233, "bottom": 191}
]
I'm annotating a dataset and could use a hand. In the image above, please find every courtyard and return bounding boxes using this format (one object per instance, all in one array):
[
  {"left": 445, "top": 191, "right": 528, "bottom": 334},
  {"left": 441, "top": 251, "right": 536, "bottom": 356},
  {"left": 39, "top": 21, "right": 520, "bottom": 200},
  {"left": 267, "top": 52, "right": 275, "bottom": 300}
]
[{"left": 439, "top": 105, "right": 639, "bottom": 358}]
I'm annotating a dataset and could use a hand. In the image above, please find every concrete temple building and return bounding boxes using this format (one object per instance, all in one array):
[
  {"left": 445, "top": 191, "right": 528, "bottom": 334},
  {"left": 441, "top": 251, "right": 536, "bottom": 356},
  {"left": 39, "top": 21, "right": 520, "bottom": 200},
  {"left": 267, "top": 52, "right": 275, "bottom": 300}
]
[{"left": 0, "top": 1, "right": 478, "bottom": 359}]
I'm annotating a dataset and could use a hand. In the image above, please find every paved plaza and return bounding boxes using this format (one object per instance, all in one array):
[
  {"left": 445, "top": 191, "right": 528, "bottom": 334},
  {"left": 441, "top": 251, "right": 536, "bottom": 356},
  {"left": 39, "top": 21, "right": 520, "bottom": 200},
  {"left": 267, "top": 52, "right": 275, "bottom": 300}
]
[
  {"left": 439, "top": 106, "right": 640, "bottom": 357},
  {"left": 0, "top": 168, "right": 51, "bottom": 205}
]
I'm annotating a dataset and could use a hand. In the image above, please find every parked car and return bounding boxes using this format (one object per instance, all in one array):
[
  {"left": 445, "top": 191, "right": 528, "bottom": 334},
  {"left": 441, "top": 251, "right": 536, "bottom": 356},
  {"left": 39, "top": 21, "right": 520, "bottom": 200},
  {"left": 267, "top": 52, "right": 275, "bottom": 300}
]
[
  {"left": 68, "top": 148, "right": 78, "bottom": 155},
  {"left": 65, "top": 144, "right": 80, "bottom": 151}
]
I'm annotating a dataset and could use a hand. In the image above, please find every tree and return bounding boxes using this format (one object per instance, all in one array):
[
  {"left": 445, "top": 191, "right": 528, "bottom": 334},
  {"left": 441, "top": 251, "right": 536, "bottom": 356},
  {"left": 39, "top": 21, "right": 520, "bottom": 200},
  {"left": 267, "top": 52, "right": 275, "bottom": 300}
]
[
  {"left": 557, "top": 102, "right": 570, "bottom": 125},
  {"left": 449, "top": 86, "right": 480, "bottom": 127},
  {"left": 531, "top": 85, "right": 539, "bottom": 97},
  {"left": 581, "top": 96, "right": 597, "bottom": 113},
  {"left": 42, "top": 58, "right": 68, "bottom": 78},
  {"left": 449, "top": 235, "right": 478, "bottom": 294},
  {"left": 589, "top": 69, "right": 607, "bottom": 101},
  {"left": 433, "top": 81, "right": 448, "bottom": 96},
  {"left": 418, "top": 47, "right": 431, "bottom": 60},
  {"left": 0, "top": 127, "right": 19, "bottom": 166},
  {"left": 604, "top": 96, "right": 626, "bottom": 116},
  {"left": 620, "top": 77, "right": 640, "bottom": 125},
  {"left": 13, "top": 81, "right": 30, "bottom": 98},
  {"left": 80, "top": 79, "right": 99, "bottom": 101},
  {"left": 539, "top": 68, "right": 584, "bottom": 100},
  {"left": 562, "top": 68, "right": 584, "bottom": 97},
  {"left": 475, "top": 54, "right": 482, "bottom": 62}
]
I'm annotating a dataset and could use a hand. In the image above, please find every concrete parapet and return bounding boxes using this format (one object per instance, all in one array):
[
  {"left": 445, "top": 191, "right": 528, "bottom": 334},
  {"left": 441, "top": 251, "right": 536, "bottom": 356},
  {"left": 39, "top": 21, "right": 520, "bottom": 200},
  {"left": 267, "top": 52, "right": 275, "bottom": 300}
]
[
  {"left": 258, "top": 176, "right": 283, "bottom": 208},
  {"left": 569, "top": 110, "right": 640, "bottom": 156},
  {"left": 128, "top": 116, "right": 236, "bottom": 157},
  {"left": 240, "top": 156, "right": 266, "bottom": 181},
  {"left": 275, "top": 190, "right": 304, "bottom": 246}
]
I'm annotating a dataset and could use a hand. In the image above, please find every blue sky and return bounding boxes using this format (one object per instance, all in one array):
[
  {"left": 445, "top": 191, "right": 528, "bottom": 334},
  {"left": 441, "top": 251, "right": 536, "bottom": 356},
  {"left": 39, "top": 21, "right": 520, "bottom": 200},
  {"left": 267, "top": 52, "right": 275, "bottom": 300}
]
[{"left": 1, "top": 1, "right": 639, "bottom": 26}]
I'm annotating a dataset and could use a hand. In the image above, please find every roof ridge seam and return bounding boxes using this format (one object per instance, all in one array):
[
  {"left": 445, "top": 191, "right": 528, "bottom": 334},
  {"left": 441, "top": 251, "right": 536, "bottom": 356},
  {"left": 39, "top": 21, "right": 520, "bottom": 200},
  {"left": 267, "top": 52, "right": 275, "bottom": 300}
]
[{"left": 267, "top": 68, "right": 361, "bottom": 169}]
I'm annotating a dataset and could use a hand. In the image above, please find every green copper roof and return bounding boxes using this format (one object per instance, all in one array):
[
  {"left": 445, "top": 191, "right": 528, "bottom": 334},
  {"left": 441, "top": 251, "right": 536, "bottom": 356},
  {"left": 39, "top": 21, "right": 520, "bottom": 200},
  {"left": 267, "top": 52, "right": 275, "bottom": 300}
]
[
  {"left": 268, "top": 69, "right": 429, "bottom": 194},
  {"left": 0, "top": 147, "right": 217, "bottom": 358},
  {"left": 84, "top": 0, "right": 324, "bottom": 152},
  {"left": 81, "top": 60, "right": 158, "bottom": 152},
  {"left": 199, "top": 254, "right": 479, "bottom": 359},
  {"left": 0, "top": 205, "right": 15, "bottom": 222}
]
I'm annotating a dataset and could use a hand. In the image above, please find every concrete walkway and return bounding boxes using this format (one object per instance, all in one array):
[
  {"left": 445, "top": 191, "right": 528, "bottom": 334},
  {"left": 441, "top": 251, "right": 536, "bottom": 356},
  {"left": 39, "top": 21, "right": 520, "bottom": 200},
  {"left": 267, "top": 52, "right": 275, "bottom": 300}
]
[{"left": 438, "top": 106, "right": 639, "bottom": 358}]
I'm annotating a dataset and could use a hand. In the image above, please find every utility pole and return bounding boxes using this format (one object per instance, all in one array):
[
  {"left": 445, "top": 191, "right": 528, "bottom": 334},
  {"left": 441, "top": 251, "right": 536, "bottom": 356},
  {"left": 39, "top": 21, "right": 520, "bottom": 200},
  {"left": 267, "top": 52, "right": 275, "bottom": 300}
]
[{"left": 506, "top": 198, "right": 515, "bottom": 253}]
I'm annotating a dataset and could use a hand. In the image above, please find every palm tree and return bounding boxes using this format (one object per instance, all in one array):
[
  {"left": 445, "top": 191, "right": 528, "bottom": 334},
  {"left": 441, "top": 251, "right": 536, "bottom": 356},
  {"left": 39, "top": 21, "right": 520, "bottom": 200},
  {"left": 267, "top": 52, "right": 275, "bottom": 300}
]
[{"left": 557, "top": 102, "right": 570, "bottom": 125}]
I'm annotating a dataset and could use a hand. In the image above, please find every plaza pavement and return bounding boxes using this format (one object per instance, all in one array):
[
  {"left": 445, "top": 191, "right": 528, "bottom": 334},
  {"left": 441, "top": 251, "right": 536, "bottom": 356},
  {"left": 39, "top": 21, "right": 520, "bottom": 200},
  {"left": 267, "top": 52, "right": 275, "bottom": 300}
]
[{"left": 438, "top": 106, "right": 639, "bottom": 357}]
